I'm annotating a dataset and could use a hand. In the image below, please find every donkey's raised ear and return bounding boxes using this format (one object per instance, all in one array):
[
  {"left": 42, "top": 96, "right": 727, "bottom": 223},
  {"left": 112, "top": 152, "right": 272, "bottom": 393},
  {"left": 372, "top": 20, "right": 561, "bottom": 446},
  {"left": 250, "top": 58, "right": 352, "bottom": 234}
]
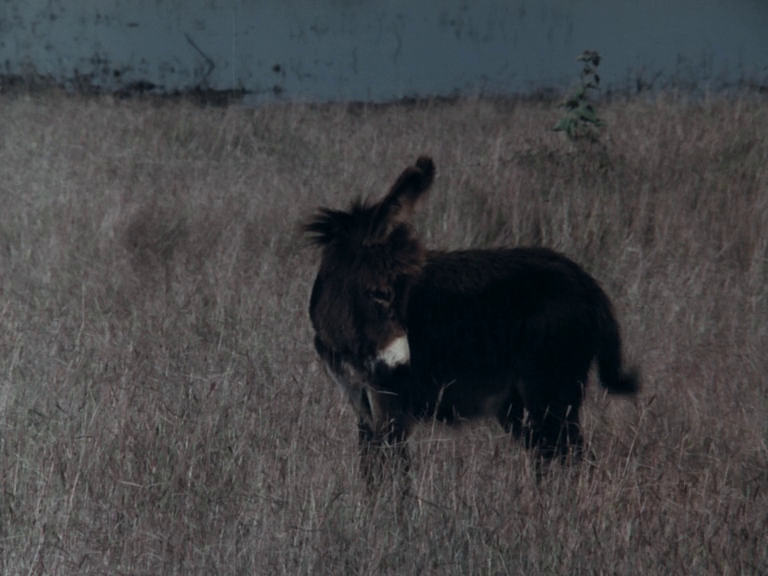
[{"left": 369, "top": 156, "right": 435, "bottom": 242}]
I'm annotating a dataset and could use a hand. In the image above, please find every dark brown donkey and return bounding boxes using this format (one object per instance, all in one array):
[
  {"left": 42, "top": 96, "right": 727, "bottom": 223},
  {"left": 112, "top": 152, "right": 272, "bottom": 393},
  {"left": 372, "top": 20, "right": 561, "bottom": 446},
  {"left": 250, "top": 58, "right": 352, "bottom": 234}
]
[{"left": 305, "top": 156, "right": 639, "bottom": 487}]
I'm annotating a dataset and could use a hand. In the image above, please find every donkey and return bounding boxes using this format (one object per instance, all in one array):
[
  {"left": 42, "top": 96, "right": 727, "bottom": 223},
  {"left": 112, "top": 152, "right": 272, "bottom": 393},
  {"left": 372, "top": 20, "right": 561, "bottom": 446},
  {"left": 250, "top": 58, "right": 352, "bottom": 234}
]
[{"left": 305, "top": 156, "right": 639, "bottom": 488}]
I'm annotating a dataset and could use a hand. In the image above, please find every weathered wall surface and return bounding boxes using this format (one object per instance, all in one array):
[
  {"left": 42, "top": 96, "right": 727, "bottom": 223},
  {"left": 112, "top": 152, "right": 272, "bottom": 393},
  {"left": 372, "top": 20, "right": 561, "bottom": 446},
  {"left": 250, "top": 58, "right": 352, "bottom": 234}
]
[{"left": 1, "top": 0, "right": 767, "bottom": 102}]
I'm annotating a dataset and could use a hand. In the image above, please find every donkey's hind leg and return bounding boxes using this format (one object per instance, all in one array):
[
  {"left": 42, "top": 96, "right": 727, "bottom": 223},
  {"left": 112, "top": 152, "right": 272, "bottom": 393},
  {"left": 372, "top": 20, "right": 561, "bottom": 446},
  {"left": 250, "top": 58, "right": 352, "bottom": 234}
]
[
  {"left": 522, "top": 374, "right": 585, "bottom": 465},
  {"left": 495, "top": 387, "right": 526, "bottom": 441},
  {"left": 526, "top": 401, "right": 584, "bottom": 464}
]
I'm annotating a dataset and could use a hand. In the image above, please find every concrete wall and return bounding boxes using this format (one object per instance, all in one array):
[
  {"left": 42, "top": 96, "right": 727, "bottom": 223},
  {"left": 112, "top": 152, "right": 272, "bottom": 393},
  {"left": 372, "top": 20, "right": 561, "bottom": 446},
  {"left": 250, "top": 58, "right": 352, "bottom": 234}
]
[{"left": 1, "top": 0, "right": 767, "bottom": 102}]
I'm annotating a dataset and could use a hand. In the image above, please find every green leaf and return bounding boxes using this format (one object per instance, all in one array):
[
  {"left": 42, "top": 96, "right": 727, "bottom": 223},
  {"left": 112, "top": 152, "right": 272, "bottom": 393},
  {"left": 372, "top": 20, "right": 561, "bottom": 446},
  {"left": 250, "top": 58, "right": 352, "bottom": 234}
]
[
  {"left": 578, "top": 108, "right": 597, "bottom": 123},
  {"left": 552, "top": 118, "right": 571, "bottom": 132}
]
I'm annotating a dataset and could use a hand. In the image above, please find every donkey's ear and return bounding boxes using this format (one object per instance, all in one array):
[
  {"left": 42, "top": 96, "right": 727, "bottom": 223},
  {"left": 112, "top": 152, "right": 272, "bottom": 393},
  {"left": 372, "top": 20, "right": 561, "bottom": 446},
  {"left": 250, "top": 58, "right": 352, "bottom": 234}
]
[{"left": 370, "top": 156, "right": 435, "bottom": 241}]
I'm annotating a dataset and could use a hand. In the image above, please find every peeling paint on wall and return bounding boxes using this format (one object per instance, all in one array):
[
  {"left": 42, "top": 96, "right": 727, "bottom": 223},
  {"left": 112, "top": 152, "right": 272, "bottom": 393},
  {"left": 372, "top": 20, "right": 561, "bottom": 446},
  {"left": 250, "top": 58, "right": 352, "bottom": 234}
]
[{"left": 1, "top": 0, "right": 767, "bottom": 102}]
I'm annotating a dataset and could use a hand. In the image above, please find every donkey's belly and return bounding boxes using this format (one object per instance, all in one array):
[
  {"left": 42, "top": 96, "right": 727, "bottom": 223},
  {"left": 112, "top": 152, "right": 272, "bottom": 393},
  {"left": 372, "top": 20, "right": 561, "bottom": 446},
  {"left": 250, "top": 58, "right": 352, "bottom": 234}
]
[{"left": 411, "top": 370, "right": 519, "bottom": 424}]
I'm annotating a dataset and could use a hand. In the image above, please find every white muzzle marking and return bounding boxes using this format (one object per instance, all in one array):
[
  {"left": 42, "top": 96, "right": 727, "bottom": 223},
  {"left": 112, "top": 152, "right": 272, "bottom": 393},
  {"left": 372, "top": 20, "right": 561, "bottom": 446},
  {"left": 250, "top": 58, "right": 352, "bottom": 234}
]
[{"left": 377, "top": 334, "right": 411, "bottom": 368}]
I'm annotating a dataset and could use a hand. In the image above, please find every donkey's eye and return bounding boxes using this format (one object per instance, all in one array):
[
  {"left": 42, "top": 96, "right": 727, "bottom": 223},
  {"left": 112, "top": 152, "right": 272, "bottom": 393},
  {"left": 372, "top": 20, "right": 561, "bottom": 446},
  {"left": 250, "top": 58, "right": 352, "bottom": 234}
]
[{"left": 366, "top": 288, "right": 393, "bottom": 305}]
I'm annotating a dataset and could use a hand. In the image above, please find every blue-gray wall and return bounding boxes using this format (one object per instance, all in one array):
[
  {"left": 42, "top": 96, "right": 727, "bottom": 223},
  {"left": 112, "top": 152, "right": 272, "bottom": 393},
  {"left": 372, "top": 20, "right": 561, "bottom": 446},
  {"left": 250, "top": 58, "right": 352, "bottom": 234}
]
[{"left": 2, "top": 1, "right": 767, "bottom": 102}]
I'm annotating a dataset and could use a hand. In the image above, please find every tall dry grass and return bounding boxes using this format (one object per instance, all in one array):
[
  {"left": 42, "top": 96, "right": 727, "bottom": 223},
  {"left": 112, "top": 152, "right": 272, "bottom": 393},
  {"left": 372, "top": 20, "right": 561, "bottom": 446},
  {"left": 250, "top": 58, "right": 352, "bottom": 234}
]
[{"left": 0, "top": 90, "right": 766, "bottom": 574}]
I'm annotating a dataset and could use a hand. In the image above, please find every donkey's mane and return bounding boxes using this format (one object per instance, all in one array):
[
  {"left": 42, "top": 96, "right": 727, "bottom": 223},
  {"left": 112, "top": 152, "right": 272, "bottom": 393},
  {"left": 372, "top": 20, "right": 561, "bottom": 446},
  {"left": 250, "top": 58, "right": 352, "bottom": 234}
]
[{"left": 303, "top": 201, "right": 370, "bottom": 247}]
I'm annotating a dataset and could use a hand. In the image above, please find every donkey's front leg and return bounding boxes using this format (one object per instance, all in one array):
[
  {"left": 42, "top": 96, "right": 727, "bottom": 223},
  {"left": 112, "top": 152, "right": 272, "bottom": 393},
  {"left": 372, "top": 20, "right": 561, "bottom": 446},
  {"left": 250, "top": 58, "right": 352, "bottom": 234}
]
[
  {"left": 357, "top": 418, "right": 409, "bottom": 490},
  {"left": 357, "top": 385, "right": 411, "bottom": 495}
]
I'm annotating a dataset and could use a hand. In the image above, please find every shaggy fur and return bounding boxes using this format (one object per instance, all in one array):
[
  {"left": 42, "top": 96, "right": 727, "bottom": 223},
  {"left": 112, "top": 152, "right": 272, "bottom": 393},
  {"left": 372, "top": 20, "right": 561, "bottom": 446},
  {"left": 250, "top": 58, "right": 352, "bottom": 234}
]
[{"left": 306, "top": 156, "right": 639, "bottom": 487}]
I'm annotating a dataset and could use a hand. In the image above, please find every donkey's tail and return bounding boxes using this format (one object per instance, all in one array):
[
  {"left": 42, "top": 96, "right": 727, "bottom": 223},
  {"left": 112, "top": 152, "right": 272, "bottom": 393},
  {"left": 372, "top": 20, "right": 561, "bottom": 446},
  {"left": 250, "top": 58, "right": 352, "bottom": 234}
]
[{"left": 596, "top": 296, "right": 640, "bottom": 395}]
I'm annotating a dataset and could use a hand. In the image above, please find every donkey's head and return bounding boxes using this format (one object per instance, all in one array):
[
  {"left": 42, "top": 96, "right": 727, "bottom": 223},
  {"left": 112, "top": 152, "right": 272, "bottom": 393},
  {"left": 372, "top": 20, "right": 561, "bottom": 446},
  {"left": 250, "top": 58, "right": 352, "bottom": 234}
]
[{"left": 305, "top": 156, "right": 435, "bottom": 371}]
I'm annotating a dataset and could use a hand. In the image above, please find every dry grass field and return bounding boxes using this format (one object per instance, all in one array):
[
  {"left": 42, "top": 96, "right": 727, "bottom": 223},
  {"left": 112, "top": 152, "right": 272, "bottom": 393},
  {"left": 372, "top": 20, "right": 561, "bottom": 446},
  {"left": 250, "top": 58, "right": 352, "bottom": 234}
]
[{"left": 0, "top": 90, "right": 766, "bottom": 575}]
